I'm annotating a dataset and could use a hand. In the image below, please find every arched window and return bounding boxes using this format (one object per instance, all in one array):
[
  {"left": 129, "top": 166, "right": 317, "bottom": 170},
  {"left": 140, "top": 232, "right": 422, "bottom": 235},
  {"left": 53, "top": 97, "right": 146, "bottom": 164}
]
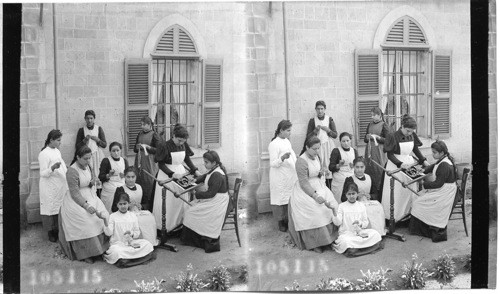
[
  {"left": 355, "top": 14, "right": 451, "bottom": 144},
  {"left": 125, "top": 22, "right": 222, "bottom": 152}
]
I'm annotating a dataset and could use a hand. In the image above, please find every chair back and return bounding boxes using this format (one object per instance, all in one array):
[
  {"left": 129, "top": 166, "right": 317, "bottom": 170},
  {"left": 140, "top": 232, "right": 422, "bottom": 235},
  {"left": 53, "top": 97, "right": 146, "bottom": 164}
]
[
  {"left": 232, "top": 178, "right": 242, "bottom": 209},
  {"left": 460, "top": 168, "right": 470, "bottom": 195}
]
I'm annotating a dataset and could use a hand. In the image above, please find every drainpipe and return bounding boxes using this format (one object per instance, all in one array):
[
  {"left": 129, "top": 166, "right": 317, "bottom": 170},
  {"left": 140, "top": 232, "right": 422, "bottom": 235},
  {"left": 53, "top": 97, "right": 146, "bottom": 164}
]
[
  {"left": 282, "top": 2, "right": 290, "bottom": 120},
  {"left": 52, "top": 3, "right": 59, "bottom": 129}
]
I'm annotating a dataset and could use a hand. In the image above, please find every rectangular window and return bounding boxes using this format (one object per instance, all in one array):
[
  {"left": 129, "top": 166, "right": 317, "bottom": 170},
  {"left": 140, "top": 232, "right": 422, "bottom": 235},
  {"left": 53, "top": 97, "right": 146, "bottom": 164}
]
[
  {"left": 151, "top": 59, "right": 200, "bottom": 146},
  {"left": 382, "top": 50, "right": 429, "bottom": 137}
]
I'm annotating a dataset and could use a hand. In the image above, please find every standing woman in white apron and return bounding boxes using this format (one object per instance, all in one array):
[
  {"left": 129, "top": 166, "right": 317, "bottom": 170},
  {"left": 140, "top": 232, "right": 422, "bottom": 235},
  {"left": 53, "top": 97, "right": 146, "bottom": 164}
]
[
  {"left": 269, "top": 120, "right": 297, "bottom": 232},
  {"left": 38, "top": 130, "right": 69, "bottom": 242},
  {"left": 381, "top": 114, "right": 429, "bottom": 222},
  {"left": 329, "top": 132, "right": 358, "bottom": 203},
  {"left": 410, "top": 140, "right": 457, "bottom": 242},
  {"left": 75, "top": 110, "right": 107, "bottom": 196},
  {"left": 98, "top": 142, "right": 129, "bottom": 213},
  {"left": 301, "top": 101, "right": 338, "bottom": 189},
  {"left": 152, "top": 124, "right": 201, "bottom": 232},
  {"left": 182, "top": 151, "right": 230, "bottom": 253}
]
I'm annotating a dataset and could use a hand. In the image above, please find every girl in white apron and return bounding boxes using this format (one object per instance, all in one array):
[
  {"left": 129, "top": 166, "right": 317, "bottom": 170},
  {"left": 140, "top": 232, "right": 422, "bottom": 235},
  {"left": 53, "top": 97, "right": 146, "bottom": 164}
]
[
  {"left": 301, "top": 101, "right": 338, "bottom": 189},
  {"left": 59, "top": 146, "right": 109, "bottom": 263},
  {"left": 340, "top": 157, "right": 385, "bottom": 236},
  {"left": 410, "top": 141, "right": 457, "bottom": 242},
  {"left": 99, "top": 142, "right": 128, "bottom": 213},
  {"left": 182, "top": 151, "right": 230, "bottom": 253},
  {"left": 268, "top": 120, "right": 297, "bottom": 232},
  {"left": 288, "top": 136, "right": 339, "bottom": 253},
  {"left": 112, "top": 166, "right": 158, "bottom": 246},
  {"left": 152, "top": 124, "right": 201, "bottom": 232},
  {"left": 329, "top": 132, "right": 358, "bottom": 203},
  {"left": 381, "top": 115, "right": 429, "bottom": 222},
  {"left": 38, "top": 130, "right": 69, "bottom": 242},
  {"left": 75, "top": 110, "right": 106, "bottom": 192}
]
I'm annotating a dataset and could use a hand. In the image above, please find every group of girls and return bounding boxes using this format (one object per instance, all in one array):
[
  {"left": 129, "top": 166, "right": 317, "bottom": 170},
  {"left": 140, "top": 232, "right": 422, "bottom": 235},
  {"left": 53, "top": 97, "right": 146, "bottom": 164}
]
[
  {"left": 269, "top": 100, "right": 458, "bottom": 256},
  {"left": 38, "top": 111, "right": 232, "bottom": 268}
]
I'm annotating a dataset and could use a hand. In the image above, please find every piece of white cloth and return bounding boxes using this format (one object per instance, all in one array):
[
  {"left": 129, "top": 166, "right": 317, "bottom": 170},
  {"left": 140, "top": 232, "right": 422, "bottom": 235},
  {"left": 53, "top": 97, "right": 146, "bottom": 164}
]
[
  {"left": 183, "top": 167, "right": 230, "bottom": 239},
  {"left": 60, "top": 163, "right": 107, "bottom": 241},
  {"left": 352, "top": 174, "right": 372, "bottom": 196},
  {"left": 38, "top": 147, "right": 68, "bottom": 215},
  {"left": 331, "top": 147, "right": 356, "bottom": 203},
  {"left": 83, "top": 124, "right": 105, "bottom": 188},
  {"left": 332, "top": 201, "right": 382, "bottom": 254},
  {"left": 122, "top": 184, "right": 158, "bottom": 245},
  {"left": 141, "top": 144, "right": 149, "bottom": 156},
  {"left": 268, "top": 137, "right": 298, "bottom": 205},
  {"left": 290, "top": 153, "right": 338, "bottom": 231},
  {"left": 103, "top": 211, "right": 154, "bottom": 264},
  {"left": 411, "top": 157, "right": 457, "bottom": 228},
  {"left": 152, "top": 151, "right": 189, "bottom": 231},
  {"left": 370, "top": 134, "right": 379, "bottom": 146},
  {"left": 381, "top": 141, "right": 417, "bottom": 221},
  {"left": 101, "top": 157, "right": 126, "bottom": 213}
]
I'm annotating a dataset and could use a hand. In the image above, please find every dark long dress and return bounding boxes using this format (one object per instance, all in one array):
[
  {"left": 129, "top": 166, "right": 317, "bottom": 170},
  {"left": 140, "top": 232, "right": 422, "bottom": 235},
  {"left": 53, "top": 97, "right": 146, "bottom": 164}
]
[
  {"left": 134, "top": 130, "right": 161, "bottom": 211},
  {"left": 363, "top": 120, "right": 389, "bottom": 199}
]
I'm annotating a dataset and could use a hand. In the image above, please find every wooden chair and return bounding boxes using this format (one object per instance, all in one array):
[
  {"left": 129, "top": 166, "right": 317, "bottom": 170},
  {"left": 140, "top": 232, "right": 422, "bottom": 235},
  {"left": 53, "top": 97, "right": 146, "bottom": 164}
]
[
  {"left": 222, "top": 178, "right": 242, "bottom": 247},
  {"left": 449, "top": 168, "right": 470, "bottom": 236}
]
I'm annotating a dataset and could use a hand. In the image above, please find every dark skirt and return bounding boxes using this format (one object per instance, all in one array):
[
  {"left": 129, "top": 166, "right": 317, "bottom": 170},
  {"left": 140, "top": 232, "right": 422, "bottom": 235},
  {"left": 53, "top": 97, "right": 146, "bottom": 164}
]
[
  {"left": 58, "top": 214, "right": 110, "bottom": 260},
  {"left": 181, "top": 226, "right": 221, "bottom": 253},
  {"left": 409, "top": 215, "right": 448, "bottom": 242},
  {"left": 343, "top": 240, "right": 384, "bottom": 257},
  {"left": 271, "top": 204, "right": 288, "bottom": 222},
  {"left": 41, "top": 214, "right": 59, "bottom": 232},
  {"left": 115, "top": 252, "right": 156, "bottom": 268},
  {"left": 288, "top": 202, "right": 338, "bottom": 250}
]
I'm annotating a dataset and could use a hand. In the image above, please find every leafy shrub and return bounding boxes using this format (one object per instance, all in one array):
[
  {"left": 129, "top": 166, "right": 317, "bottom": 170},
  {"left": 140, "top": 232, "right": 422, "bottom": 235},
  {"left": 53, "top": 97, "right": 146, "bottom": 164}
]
[
  {"left": 93, "top": 289, "right": 123, "bottom": 293},
  {"left": 133, "top": 278, "right": 166, "bottom": 292},
  {"left": 207, "top": 264, "right": 232, "bottom": 291},
  {"left": 401, "top": 253, "right": 432, "bottom": 289},
  {"left": 238, "top": 265, "right": 248, "bottom": 283},
  {"left": 432, "top": 253, "right": 456, "bottom": 283},
  {"left": 284, "top": 280, "right": 308, "bottom": 291},
  {"left": 173, "top": 264, "right": 208, "bottom": 292},
  {"left": 355, "top": 268, "right": 391, "bottom": 291},
  {"left": 315, "top": 277, "right": 355, "bottom": 291}
]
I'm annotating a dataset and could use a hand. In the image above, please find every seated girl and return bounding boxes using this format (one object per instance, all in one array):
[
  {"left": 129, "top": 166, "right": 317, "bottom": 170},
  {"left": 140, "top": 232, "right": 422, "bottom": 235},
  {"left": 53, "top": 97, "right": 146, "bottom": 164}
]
[
  {"left": 332, "top": 183, "right": 382, "bottom": 257},
  {"left": 111, "top": 167, "right": 157, "bottom": 246},
  {"left": 181, "top": 151, "right": 230, "bottom": 253},
  {"left": 340, "top": 157, "right": 385, "bottom": 236},
  {"left": 102, "top": 193, "right": 155, "bottom": 268},
  {"left": 409, "top": 140, "right": 457, "bottom": 242}
]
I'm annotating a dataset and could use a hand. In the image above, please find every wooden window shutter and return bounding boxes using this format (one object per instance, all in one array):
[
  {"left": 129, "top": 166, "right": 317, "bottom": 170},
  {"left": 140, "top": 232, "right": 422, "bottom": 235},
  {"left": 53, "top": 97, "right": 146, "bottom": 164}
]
[
  {"left": 432, "top": 50, "right": 452, "bottom": 139},
  {"left": 202, "top": 59, "right": 223, "bottom": 149},
  {"left": 354, "top": 50, "right": 382, "bottom": 146},
  {"left": 124, "top": 59, "right": 151, "bottom": 155}
]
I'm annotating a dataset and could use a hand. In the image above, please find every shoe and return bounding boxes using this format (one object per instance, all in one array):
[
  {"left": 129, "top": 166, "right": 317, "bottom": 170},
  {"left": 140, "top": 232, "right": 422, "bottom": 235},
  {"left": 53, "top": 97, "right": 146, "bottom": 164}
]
[
  {"left": 278, "top": 221, "right": 287, "bottom": 232},
  {"left": 83, "top": 258, "right": 94, "bottom": 264},
  {"left": 48, "top": 230, "right": 57, "bottom": 243},
  {"left": 313, "top": 247, "right": 324, "bottom": 253}
]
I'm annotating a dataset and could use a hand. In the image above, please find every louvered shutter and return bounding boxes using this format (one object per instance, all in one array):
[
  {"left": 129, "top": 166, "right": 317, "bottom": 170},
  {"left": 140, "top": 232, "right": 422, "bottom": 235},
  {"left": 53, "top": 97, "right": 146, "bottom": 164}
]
[
  {"left": 202, "top": 59, "right": 223, "bottom": 149},
  {"left": 384, "top": 16, "right": 428, "bottom": 48},
  {"left": 124, "top": 59, "right": 151, "bottom": 155},
  {"left": 355, "top": 50, "right": 382, "bottom": 146},
  {"left": 432, "top": 51, "right": 452, "bottom": 139},
  {"left": 154, "top": 25, "right": 198, "bottom": 57}
]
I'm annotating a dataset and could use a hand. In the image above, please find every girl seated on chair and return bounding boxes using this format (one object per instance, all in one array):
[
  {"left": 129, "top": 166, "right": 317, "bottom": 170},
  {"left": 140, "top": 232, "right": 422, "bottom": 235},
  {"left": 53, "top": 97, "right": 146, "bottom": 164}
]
[
  {"left": 101, "top": 193, "right": 155, "bottom": 267},
  {"left": 409, "top": 140, "right": 457, "bottom": 243},
  {"left": 332, "top": 183, "right": 383, "bottom": 257},
  {"left": 181, "top": 151, "right": 230, "bottom": 253},
  {"left": 111, "top": 166, "right": 157, "bottom": 246},
  {"left": 340, "top": 157, "right": 385, "bottom": 236}
]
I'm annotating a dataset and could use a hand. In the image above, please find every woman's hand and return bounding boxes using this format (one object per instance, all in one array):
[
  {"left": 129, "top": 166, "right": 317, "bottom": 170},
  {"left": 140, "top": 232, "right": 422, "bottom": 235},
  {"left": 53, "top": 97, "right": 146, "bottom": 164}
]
[
  {"left": 84, "top": 203, "right": 96, "bottom": 214},
  {"left": 400, "top": 163, "right": 411, "bottom": 170},
  {"left": 320, "top": 126, "right": 330, "bottom": 132},
  {"left": 90, "top": 135, "right": 99, "bottom": 142},
  {"left": 108, "top": 169, "right": 115, "bottom": 176},
  {"left": 88, "top": 178, "right": 96, "bottom": 188},
  {"left": 313, "top": 194, "right": 325, "bottom": 204},
  {"left": 119, "top": 172, "right": 124, "bottom": 178},
  {"left": 51, "top": 162, "right": 62, "bottom": 171},
  {"left": 194, "top": 170, "right": 202, "bottom": 177},
  {"left": 281, "top": 152, "right": 291, "bottom": 161},
  {"left": 172, "top": 173, "right": 184, "bottom": 180},
  {"left": 339, "top": 159, "right": 346, "bottom": 166},
  {"left": 422, "top": 160, "right": 430, "bottom": 167}
]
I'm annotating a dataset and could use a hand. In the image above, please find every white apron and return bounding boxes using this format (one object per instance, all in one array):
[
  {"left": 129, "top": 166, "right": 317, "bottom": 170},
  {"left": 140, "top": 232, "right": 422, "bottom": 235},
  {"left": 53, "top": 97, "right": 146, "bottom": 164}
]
[
  {"left": 101, "top": 157, "right": 126, "bottom": 213},
  {"left": 122, "top": 184, "right": 158, "bottom": 246},
  {"left": 332, "top": 201, "right": 382, "bottom": 254},
  {"left": 411, "top": 157, "right": 457, "bottom": 228},
  {"left": 103, "top": 211, "right": 154, "bottom": 264},
  {"left": 38, "top": 147, "right": 69, "bottom": 215},
  {"left": 381, "top": 141, "right": 417, "bottom": 221},
  {"left": 290, "top": 154, "right": 338, "bottom": 231},
  {"left": 84, "top": 124, "right": 105, "bottom": 189},
  {"left": 60, "top": 164, "right": 107, "bottom": 241},
  {"left": 269, "top": 137, "right": 298, "bottom": 205},
  {"left": 352, "top": 175, "right": 372, "bottom": 196},
  {"left": 331, "top": 148, "right": 355, "bottom": 203},
  {"left": 314, "top": 115, "right": 336, "bottom": 180},
  {"left": 152, "top": 151, "right": 189, "bottom": 231},
  {"left": 183, "top": 167, "right": 230, "bottom": 239}
]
